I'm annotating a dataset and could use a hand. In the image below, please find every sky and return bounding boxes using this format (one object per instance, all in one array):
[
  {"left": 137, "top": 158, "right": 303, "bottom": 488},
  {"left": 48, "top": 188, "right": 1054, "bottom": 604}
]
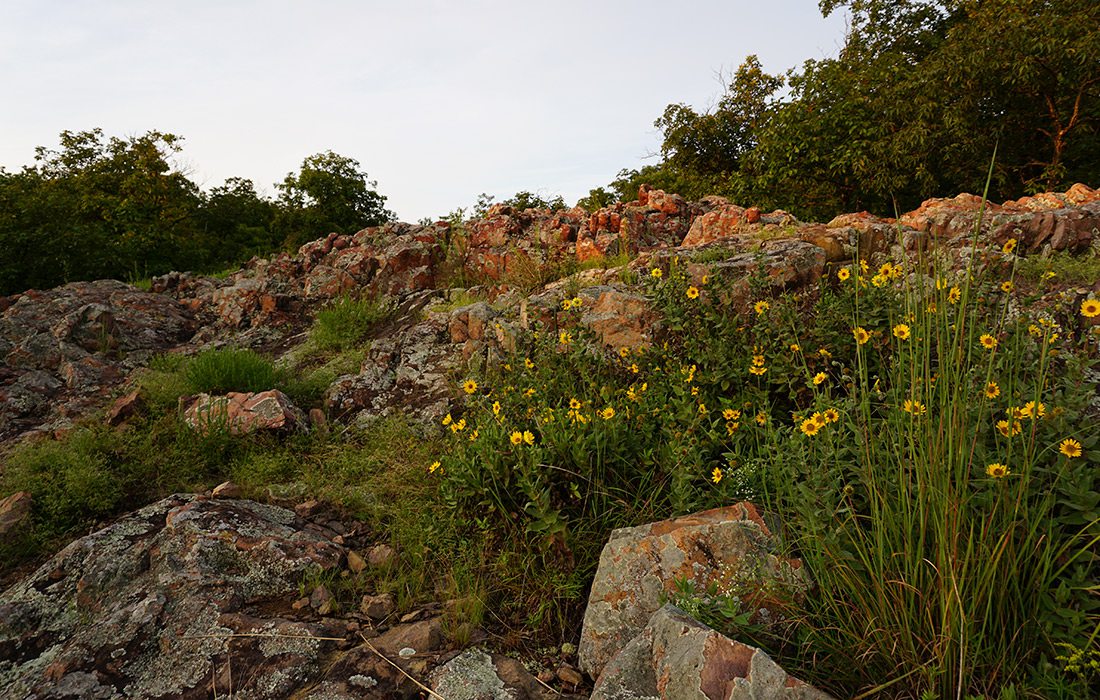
[{"left": 0, "top": 1, "right": 849, "bottom": 223}]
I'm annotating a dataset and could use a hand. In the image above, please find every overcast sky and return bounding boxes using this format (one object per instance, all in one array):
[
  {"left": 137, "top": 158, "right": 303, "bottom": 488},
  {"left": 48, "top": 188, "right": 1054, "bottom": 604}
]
[{"left": 1, "top": 1, "right": 848, "bottom": 222}]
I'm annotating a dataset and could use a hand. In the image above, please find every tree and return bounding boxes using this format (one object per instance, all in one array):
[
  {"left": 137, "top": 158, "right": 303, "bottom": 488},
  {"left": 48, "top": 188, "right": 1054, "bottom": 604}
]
[
  {"left": 275, "top": 151, "right": 394, "bottom": 247},
  {"left": 195, "top": 178, "right": 279, "bottom": 267}
]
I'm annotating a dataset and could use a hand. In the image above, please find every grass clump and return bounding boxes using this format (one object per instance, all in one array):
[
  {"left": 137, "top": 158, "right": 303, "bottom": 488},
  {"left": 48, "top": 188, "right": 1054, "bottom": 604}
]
[
  {"left": 311, "top": 295, "right": 393, "bottom": 351},
  {"left": 184, "top": 347, "right": 280, "bottom": 394},
  {"left": 1016, "top": 249, "right": 1100, "bottom": 285}
]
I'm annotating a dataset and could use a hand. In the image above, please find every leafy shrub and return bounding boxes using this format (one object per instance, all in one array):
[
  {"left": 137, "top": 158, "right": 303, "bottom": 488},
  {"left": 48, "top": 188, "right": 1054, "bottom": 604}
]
[
  {"left": 310, "top": 295, "right": 392, "bottom": 351},
  {"left": 432, "top": 249, "right": 1100, "bottom": 696},
  {"left": 184, "top": 347, "right": 280, "bottom": 394}
]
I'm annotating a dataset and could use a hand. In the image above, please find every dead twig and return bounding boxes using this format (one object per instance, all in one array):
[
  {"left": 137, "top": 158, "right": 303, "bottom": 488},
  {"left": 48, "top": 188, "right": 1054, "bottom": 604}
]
[{"left": 358, "top": 633, "right": 448, "bottom": 700}]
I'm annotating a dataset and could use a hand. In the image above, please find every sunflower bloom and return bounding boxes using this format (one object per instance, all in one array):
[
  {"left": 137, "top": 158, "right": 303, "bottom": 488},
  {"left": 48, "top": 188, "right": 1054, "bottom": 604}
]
[
  {"left": 599, "top": 406, "right": 615, "bottom": 420},
  {"left": 749, "top": 365, "right": 767, "bottom": 376},
  {"left": 525, "top": 357, "right": 535, "bottom": 369},
  {"left": 892, "top": 324, "right": 911, "bottom": 340},
  {"left": 902, "top": 399, "right": 927, "bottom": 416},
  {"left": 723, "top": 408, "right": 741, "bottom": 421},
  {"left": 1002, "top": 238, "right": 1018, "bottom": 254},
  {"left": 1082, "top": 299, "right": 1100, "bottom": 318},
  {"left": 1021, "top": 401, "right": 1046, "bottom": 419},
  {"left": 754, "top": 300, "right": 769, "bottom": 314},
  {"left": 755, "top": 412, "right": 767, "bottom": 426},
  {"left": 1059, "top": 438, "right": 1082, "bottom": 458},
  {"left": 852, "top": 327, "right": 871, "bottom": 345},
  {"left": 569, "top": 398, "right": 582, "bottom": 410},
  {"left": 837, "top": 268, "right": 851, "bottom": 281},
  {"left": 711, "top": 467, "right": 723, "bottom": 484},
  {"left": 979, "top": 334, "right": 998, "bottom": 350},
  {"left": 462, "top": 379, "right": 478, "bottom": 394},
  {"left": 800, "top": 418, "right": 821, "bottom": 436},
  {"left": 813, "top": 372, "right": 827, "bottom": 386},
  {"left": 824, "top": 408, "right": 840, "bottom": 423},
  {"left": 429, "top": 460, "right": 441, "bottom": 474},
  {"left": 523, "top": 431, "right": 535, "bottom": 445},
  {"left": 509, "top": 431, "right": 524, "bottom": 446},
  {"left": 1001, "top": 280, "right": 1014, "bottom": 293},
  {"left": 986, "top": 462, "right": 1010, "bottom": 479},
  {"left": 686, "top": 286, "right": 700, "bottom": 299},
  {"left": 651, "top": 268, "right": 662, "bottom": 279},
  {"left": 559, "top": 330, "right": 573, "bottom": 345},
  {"left": 984, "top": 382, "right": 1000, "bottom": 399}
]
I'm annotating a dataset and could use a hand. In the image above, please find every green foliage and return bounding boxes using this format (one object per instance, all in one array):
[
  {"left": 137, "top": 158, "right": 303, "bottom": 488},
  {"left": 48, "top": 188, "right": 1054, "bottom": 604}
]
[
  {"left": 310, "top": 295, "right": 394, "bottom": 351},
  {"left": 1016, "top": 251, "right": 1100, "bottom": 286},
  {"left": 275, "top": 150, "right": 395, "bottom": 248},
  {"left": 432, "top": 247, "right": 1099, "bottom": 695},
  {"left": 183, "top": 347, "right": 281, "bottom": 395},
  {"left": 0, "top": 130, "right": 396, "bottom": 296},
  {"left": 597, "top": 1, "right": 1100, "bottom": 220}
]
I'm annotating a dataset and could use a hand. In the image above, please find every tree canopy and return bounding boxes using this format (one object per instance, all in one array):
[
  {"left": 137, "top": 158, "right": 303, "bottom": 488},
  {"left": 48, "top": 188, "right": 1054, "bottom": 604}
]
[
  {"left": 0, "top": 131, "right": 394, "bottom": 295},
  {"left": 594, "top": 0, "right": 1100, "bottom": 220}
]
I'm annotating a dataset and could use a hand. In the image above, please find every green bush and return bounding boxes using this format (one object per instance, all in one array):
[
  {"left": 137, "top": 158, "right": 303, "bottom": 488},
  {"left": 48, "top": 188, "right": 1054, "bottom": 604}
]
[
  {"left": 433, "top": 251, "right": 1100, "bottom": 696},
  {"left": 311, "top": 295, "right": 392, "bottom": 351},
  {"left": 184, "top": 347, "right": 280, "bottom": 394}
]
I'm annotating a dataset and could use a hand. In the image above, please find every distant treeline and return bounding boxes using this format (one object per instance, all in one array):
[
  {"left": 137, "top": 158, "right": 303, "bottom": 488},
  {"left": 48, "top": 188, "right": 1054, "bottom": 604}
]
[
  {"left": 3, "top": 1, "right": 1096, "bottom": 296},
  {"left": 581, "top": 0, "right": 1100, "bottom": 221},
  {"left": 0, "top": 129, "right": 394, "bottom": 295}
]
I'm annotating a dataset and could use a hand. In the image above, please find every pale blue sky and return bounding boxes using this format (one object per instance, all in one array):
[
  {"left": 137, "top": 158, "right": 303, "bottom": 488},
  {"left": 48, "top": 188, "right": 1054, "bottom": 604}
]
[{"left": 1, "top": 1, "right": 848, "bottom": 221}]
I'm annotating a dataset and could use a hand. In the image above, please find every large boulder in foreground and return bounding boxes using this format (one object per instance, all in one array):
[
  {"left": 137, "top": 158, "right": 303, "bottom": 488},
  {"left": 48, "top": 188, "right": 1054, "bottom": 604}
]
[
  {"left": 0, "top": 495, "right": 348, "bottom": 699},
  {"left": 591, "top": 605, "right": 833, "bottom": 700},
  {"left": 578, "top": 503, "right": 807, "bottom": 680}
]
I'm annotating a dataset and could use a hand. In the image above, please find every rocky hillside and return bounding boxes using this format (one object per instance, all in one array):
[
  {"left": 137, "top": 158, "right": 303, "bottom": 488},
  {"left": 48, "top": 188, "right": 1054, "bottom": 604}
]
[
  {"left": 1, "top": 183, "right": 1098, "bottom": 698},
  {"left": 3, "top": 183, "right": 1098, "bottom": 446}
]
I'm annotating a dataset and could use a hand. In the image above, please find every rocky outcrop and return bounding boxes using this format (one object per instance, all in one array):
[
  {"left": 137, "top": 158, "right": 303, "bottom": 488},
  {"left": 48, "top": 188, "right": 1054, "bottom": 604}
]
[
  {"left": 0, "top": 280, "right": 197, "bottom": 442},
  {"left": 591, "top": 605, "right": 832, "bottom": 700},
  {"left": 578, "top": 503, "right": 807, "bottom": 681},
  {"left": 0, "top": 494, "right": 473, "bottom": 699},
  {"left": 431, "top": 648, "right": 574, "bottom": 700}
]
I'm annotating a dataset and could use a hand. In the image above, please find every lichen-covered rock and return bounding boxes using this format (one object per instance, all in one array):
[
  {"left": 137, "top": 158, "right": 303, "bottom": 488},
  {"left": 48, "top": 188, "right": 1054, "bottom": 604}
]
[
  {"left": 431, "top": 648, "right": 566, "bottom": 700},
  {"left": 578, "top": 503, "right": 807, "bottom": 680},
  {"left": 591, "top": 605, "right": 833, "bottom": 700},
  {"left": 0, "top": 280, "right": 197, "bottom": 442},
  {"left": 181, "top": 389, "right": 306, "bottom": 436},
  {"left": 0, "top": 495, "right": 345, "bottom": 699}
]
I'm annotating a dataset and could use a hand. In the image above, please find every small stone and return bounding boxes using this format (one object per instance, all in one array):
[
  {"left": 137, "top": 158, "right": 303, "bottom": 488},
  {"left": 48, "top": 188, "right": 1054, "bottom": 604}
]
[
  {"left": 327, "top": 520, "right": 346, "bottom": 534},
  {"left": 211, "top": 481, "right": 243, "bottom": 498},
  {"left": 346, "top": 551, "right": 367, "bottom": 574},
  {"left": 105, "top": 389, "right": 145, "bottom": 426},
  {"left": 295, "top": 499, "right": 324, "bottom": 518},
  {"left": 557, "top": 664, "right": 583, "bottom": 687},
  {"left": 310, "top": 584, "right": 333, "bottom": 611},
  {"left": 367, "top": 543, "right": 395, "bottom": 567},
  {"left": 537, "top": 669, "right": 555, "bottom": 684},
  {"left": 360, "top": 593, "right": 395, "bottom": 621},
  {"left": 332, "top": 535, "right": 345, "bottom": 545},
  {"left": 398, "top": 647, "right": 416, "bottom": 658},
  {"left": 292, "top": 596, "right": 311, "bottom": 610},
  {"left": 0, "top": 491, "right": 33, "bottom": 536},
  {"left": 399, "top": 610, "right": 420, "bottom": 623}
]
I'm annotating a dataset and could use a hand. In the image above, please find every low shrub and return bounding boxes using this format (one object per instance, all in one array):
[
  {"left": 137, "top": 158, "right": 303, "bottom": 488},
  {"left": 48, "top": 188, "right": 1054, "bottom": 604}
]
[{"left": 432, "top": 247, "right": 1100, "bottom": 696}]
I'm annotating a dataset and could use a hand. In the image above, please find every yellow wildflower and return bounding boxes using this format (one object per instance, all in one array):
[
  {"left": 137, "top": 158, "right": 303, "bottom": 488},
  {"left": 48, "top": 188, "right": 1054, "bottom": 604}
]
[
  {"left": 800, "top": 418, "right": 821, "bottom": 436},
  {"left": 569, "top": 398, "right": 582, "bottom": 410},
  {"left": 599, "top": 406, "right": 615, "bottom": 420},
  {"left": 986, "top": 462, "right": 1009, "bottom": 478},
  {"left": 790, "top": 343, "right": 800, "bottom": 353},
  {"left": 893, "top": 324, "right": 911, "bottom": 340},
  {"left": 723, "top": 408, "right": 741, "bottom": 421},
  {"left": 948, "top": 287, "right": 961, "bottom": 304},
  {"left": 525, "top": 357, "right": 535, "bottom": 369},
  {"left": 468, "top": 430, "right": 479, "bottom": 442},
  {"left": 823, "top": 408, "right": 840, "bottom": 423},
  {"left": 492, "top": 401, "right": 501, "bottom": 416},
  {"left": 749, "top": 365, "right": 767, "bottom": 376},
  {"left": 429, "top": 460, "right": 441, "bottom": 474},
  {"left": 871, "top": 274, "right": 887, "bottom": 287},
  {"left": 523, "top": 430, "right": 535, "bottom": 445},
  {"left": 755, "top": 412, "right": 767, "bottom": 426},
  {"left": 902, "top": 399, "right": 927, "bottom": 416},
  {"left": 979, "top": 334, "right": 998, "bottom": 350},
  {"left": 686, "top": 286, "right": 700, "bottom": 299},
  {"left": 509, "top": 431, "right": 523, "bottom": 446},
  {"left": 462, "top": 379, "right": 478, "bottom": 394},
  {"left": 1082, "top": 299, "right": 1100, "bottom": 318},
  {"left": 754, "top": 300, "right": 769, "bottom": 314},
  {"left": 852, "top": 327, "right": 871, "bottom": 345},
  {"left": 983, "top": 382, "right": 1000, "bottom": 399},
  {"left": 698, "top": 403, "right": 707, "bottom": 415},
  {"left": 813, "top": 372, "right": 827, "bottom": 386},
  {"left": 1059, "top": 438, "right": 1082, "bottom": 458},
  {"left": 559, "top": 330, "right": 573, "bottom": 345},
  {"left": 442, "top": 413, "right": 453, "bottom": 426},
  {"left": 1020, "top": 400, "right": 1046, "bottom": 420},
  {"left": 837, "top": 268, "right": 851, "bottom": 281},
  {"left": 711, "top": 466, "right": 723, "bottom": 484},
  {"left": 1002, "top": 238, "right": 1017, "bottom": 254},
  {"left": 651, "top": 268, "right": 662, "bottom": 279},
  {"left": 1000, "top": 280, "right": 1013, "bottom": 293}
]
